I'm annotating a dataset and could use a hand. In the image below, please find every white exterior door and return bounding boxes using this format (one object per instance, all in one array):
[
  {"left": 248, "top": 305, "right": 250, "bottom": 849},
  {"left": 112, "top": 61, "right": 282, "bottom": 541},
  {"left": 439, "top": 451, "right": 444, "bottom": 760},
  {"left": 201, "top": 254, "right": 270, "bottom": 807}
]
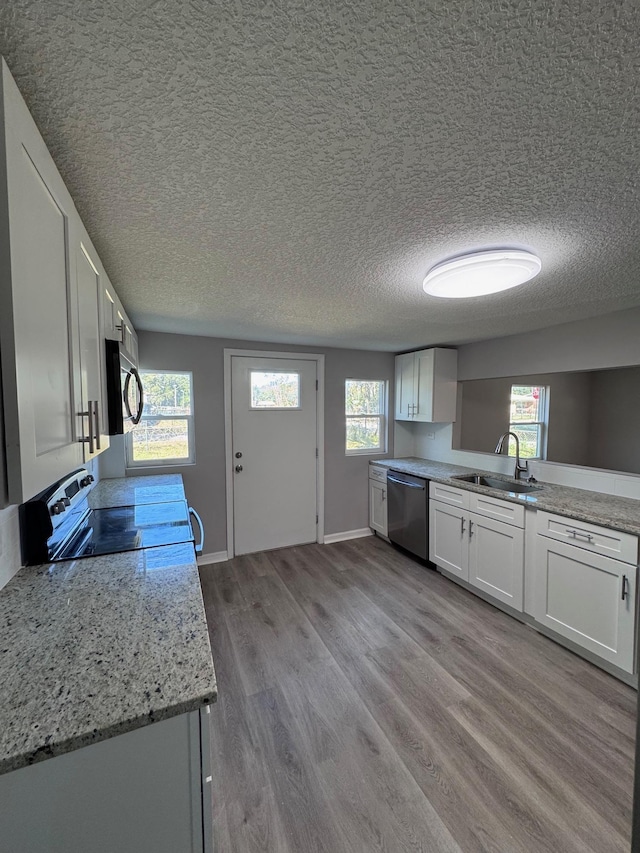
[{"left": 230, "top": 355, "right": 318, "bottom": 555}]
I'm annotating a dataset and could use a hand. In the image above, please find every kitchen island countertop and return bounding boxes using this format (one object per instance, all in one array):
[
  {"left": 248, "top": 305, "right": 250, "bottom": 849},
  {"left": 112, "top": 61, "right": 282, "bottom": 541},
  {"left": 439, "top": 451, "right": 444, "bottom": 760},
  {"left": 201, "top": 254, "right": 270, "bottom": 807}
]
[
  {"left": 0, "top": 474, "right": 217, "bottom": 776},
  {"left": 372, "top": 457, "right": 640, "bottom": 537}
]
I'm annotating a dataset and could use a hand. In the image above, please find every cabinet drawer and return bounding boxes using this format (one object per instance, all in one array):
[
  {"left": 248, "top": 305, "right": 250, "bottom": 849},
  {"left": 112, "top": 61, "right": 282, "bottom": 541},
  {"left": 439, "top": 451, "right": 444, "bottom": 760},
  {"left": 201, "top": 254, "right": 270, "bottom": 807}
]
[
  {"left": 369, "top": 465, "right": 387, "bottom": 484},
  {"left": 536, "top": 511, "right": 638, "bottom": 565},
  {"left": 469, "top": 493, "right": 524, "bottom": 528},
  {"left": 429, "top": 481, "right": 470, "bottom": 509}
]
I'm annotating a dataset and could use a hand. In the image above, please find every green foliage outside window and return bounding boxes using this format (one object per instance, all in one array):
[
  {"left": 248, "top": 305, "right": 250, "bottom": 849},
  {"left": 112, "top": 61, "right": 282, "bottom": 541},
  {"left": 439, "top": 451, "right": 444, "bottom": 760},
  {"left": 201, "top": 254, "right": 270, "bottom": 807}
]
[{"left": 345, "top": 380, "right": 386, "bottom": 453}]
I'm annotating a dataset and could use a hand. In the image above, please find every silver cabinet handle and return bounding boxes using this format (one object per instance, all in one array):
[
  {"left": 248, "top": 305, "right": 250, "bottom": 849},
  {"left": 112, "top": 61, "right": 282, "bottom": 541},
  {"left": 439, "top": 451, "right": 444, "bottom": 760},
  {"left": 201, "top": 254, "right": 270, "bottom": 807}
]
[
  {"left": 78, "top": 401, "right": 94, "bottom": 454},
  {"left": 469, "top": 520, "right": 474, "bottom": 538},
  {"left": 94, "top": 400, "right": 101, "bottom": 450},
  {"left": 460, "top": 517, "right": 466, "bottom": 536},
  {"left": 189, "top": 507, "right": 205, "bottom": 556},
  {"left": 566, "top": 528, "right": 594, "bottom": 543},
  {"left": 622, "top": 575, "right": 629, "bottom": 601},
  {"left": 381, "top": 489, "right": 386, "bottom": 501}
]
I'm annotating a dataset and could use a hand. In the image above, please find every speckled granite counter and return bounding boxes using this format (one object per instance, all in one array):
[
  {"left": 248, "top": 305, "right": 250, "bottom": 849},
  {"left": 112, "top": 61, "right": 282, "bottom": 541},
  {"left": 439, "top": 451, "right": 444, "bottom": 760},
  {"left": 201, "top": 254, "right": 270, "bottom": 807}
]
[
  {"left": 372, "top": 457, "right": 640, "bottom": 537},
  {"left": 0, "top": 476, "right": 217, "bottom": 776},
  {"left": 89, "top": 473, "right": 186, "bottom": 509}
]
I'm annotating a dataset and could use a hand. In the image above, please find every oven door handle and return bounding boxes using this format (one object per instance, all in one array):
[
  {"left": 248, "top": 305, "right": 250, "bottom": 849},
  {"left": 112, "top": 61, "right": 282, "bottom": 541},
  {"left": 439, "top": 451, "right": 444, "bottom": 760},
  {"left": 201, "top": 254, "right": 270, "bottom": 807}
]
[{"left": 189, "top": 507, "right": 205, "bottom": 556}]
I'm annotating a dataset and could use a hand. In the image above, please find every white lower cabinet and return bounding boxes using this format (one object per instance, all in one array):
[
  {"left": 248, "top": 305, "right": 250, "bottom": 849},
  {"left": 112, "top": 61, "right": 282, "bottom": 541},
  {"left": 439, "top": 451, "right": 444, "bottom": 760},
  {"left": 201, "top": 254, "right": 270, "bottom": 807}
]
[
  {"left": 430, "top": 500, "right": 468, "bottom": 579},
  {"left": 535, "top": 524, "right": 637, "bottom": 673},
  {"left": 429, "top": 483, "right": 524, "bottom": 611},
  {"left": 369, "top": 465, "right": 388, "bottom": 536},
  {"left": 0, "top": 708, "right": 213, "bottom": 853},
  {"left": 468, "top": 512, "right": 524, "bottom": 610}
]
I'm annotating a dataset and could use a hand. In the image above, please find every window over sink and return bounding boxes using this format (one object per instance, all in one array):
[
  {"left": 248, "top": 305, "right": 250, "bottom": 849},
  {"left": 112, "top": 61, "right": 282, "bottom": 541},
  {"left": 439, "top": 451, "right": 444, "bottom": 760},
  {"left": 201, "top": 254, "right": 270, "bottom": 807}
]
[{"left": 126, "top": 370, "right": 195, "bottom": 467}]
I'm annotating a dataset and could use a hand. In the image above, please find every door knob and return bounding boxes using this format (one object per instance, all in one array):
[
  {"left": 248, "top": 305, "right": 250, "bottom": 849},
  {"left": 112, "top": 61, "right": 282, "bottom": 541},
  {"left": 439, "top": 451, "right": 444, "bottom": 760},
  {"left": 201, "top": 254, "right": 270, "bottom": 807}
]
[
  {"left": 235, "top": 465, "right": 243, "bottom": 473},
  {"left": 235, "top": 451, "right": 242, "bottom": 458}
]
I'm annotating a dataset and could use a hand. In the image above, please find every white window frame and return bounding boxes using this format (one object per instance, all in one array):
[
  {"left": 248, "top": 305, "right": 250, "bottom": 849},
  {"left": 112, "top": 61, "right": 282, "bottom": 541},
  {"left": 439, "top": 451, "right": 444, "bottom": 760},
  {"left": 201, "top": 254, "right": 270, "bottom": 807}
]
[
  {"left": 345, "top": 379, "right": 388, "bottom": 456},
  {"left": 126, "top": 369, "right": 195, "bottom": 468},
  {"left": 508, "top": 384, "right": 548, "bottom": 460}
]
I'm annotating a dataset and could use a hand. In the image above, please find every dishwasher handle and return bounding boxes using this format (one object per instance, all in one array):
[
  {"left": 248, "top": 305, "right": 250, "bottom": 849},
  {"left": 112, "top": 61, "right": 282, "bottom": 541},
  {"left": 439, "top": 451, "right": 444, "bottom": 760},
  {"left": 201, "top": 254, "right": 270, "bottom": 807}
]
[{"left": 387, "top": 475, "right": 425, "bottom": 489}]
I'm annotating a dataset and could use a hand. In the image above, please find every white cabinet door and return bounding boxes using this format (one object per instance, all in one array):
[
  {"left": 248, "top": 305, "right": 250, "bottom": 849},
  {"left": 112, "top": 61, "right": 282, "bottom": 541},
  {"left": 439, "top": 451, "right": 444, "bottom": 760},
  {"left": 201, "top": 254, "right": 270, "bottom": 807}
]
[
  {"left": 414, "top": 349, "right": 435, "bottom": 421},
  {"left": 394, "top": 352, "right": 415, "bottom": 420},
  {"left": 76, "top": 243, "right": 110, "bottom": 461},
  {"left": 394, "top": 348, "right": 457, "bottom": 423},
  {"left": 0, "top": 65, "right": 82, "bottom": 502},
  {"left": 0, "top": 711, "right": 207, "bottom": 853},
  {"left": 429, "top": 500, "right": 468, "bottom": 580},
  {"left": 102, "top": 282, "right": 120, "bottom": 341},
  {"left": 369, "top": 478, "right": 388, "bottom": 536},
  {"left": 468, "top": 512, "right": 524, "bottom": 611},
  {"left": 534, "top": 537, "right": 636, "bottom": 673}
]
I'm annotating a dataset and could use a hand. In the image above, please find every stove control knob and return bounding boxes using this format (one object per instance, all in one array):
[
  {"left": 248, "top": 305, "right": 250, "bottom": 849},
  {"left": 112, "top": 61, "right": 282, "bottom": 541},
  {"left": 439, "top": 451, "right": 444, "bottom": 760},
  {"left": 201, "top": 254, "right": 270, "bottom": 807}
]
[
  {"left": 50, "top": 500, "right": 66, "bottom": 516},
  {"left": 62, "top": 497, "right": 71, "bottom": 507}
]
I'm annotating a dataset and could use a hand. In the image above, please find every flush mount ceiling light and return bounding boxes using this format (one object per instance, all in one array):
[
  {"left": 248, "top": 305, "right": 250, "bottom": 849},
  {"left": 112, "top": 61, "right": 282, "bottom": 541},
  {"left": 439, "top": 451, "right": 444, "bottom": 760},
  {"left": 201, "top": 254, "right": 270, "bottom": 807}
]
[{"left": 423, "top": 249, "right": 542, "bottom": 298}]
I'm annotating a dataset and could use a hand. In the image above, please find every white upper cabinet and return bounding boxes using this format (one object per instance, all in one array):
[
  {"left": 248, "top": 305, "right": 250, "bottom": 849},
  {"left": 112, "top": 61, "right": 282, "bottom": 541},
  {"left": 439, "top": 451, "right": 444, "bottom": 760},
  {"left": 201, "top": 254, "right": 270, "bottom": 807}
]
[
  {"left": 102, "top": 280, "right": 138, "bottom": 367},
  {"left": 75, "top": 241, "right": 110, "bottom": 461},
  {"left": 0, "top": 59, "right": 131, "bottom": 502},
  {"left": 0, "top": 60, "right": 82, "bottom": 502},
  {"left": 394, "top": 348, "right": 457, "bottom": 422}
]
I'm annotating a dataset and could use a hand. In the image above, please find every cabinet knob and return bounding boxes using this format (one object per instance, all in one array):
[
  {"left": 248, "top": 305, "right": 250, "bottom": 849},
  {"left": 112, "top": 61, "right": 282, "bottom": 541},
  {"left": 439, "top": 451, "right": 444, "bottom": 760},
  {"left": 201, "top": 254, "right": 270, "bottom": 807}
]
[{"left": 235, "top": 465, "right": 243, "bottom": 473}]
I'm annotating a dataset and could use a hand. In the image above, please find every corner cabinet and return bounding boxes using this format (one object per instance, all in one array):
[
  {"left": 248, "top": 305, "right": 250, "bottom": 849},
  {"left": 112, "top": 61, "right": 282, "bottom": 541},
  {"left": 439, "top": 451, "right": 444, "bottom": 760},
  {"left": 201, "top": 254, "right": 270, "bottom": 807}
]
[
  {"left": 369, "top": 465, "right": 388, "bottom": 536},
  {"left": 534, "top": 511, "right": 637, "bottom": 673},
  {"left": 0, "top": 59, "right": 132, "bottom": 501},
  {"left": 394, "top": 348, "right": 457, "bottom": 422}
]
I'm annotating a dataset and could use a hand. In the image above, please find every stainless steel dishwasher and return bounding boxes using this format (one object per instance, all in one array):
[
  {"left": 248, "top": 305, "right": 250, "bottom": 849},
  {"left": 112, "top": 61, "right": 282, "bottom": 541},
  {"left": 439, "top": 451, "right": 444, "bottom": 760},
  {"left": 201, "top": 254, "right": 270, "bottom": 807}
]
[{"left": 386, "top": 469, "right": 429, "bottom": 560}]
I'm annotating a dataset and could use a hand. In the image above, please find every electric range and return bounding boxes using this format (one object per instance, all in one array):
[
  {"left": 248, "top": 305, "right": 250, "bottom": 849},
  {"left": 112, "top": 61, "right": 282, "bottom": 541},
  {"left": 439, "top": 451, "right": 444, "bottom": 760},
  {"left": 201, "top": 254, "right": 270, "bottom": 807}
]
[{"left": 19, "top": 469, "right": 204, "bottom": 566}]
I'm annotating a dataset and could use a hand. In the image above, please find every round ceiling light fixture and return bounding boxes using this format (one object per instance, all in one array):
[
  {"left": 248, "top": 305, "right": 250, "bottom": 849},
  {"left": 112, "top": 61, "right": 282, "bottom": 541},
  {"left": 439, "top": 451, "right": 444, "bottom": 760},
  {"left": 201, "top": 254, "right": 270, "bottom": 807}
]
[{"left": 423, "top": 249, "right": 542, "bottom": 298}]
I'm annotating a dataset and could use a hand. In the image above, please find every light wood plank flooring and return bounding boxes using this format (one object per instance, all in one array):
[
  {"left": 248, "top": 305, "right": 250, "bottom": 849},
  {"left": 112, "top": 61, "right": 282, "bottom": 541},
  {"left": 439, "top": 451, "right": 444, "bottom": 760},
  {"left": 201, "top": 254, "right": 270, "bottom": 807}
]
[{"left": 199, "top": 535, "right": 636, "bottom": 853}]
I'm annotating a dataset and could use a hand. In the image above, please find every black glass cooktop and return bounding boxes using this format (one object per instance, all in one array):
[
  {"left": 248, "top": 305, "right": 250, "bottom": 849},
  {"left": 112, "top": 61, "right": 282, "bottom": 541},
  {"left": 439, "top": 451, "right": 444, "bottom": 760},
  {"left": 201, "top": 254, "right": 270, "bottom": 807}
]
[{"left": 56, "top": 500, "right": 193, "bottom": 560}]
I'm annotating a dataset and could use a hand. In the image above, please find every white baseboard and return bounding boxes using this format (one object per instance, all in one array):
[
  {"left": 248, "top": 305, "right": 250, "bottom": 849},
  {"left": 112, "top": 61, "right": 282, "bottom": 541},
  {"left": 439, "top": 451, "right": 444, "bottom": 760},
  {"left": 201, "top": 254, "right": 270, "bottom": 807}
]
[
  {"left": 197, "top": 550, "right": 229, "bottom": 566},
  {"left": 323, "top": 528, "right": 373, "bottom": 545}
]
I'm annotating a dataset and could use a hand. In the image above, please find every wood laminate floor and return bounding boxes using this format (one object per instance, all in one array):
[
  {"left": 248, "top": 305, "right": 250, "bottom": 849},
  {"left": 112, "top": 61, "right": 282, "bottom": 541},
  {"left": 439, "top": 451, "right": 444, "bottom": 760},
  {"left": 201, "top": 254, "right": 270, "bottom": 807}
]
[{"left": 199, "top": 536, "right": 636, "bottom": 853}]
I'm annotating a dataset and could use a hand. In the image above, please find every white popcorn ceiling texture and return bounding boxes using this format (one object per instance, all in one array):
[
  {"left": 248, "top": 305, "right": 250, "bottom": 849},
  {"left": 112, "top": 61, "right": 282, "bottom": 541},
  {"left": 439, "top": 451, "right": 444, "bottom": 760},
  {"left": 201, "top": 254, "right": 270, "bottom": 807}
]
[{"left": 0, "top": 1, "right": 639, "bottom": 351}]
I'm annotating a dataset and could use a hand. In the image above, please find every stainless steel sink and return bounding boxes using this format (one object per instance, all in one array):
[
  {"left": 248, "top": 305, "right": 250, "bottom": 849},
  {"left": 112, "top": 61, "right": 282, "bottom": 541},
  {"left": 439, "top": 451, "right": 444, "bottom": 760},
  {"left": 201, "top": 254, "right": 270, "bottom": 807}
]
[{"left": 453, "top": 474, "right": 542, "bottom": 494}]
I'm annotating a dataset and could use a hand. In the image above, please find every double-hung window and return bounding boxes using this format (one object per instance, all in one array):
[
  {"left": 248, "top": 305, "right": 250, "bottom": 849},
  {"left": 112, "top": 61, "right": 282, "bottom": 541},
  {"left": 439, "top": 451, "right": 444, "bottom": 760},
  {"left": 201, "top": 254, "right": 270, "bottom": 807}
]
[
  {"left": 345, "top": 379, "right": 387, "bottom": 455},
  {"left": 508, "top": 384, "right": 547, "bottom": 459},
  {"left": 127, "top": 370, "right": 195, "bottom": 467}
]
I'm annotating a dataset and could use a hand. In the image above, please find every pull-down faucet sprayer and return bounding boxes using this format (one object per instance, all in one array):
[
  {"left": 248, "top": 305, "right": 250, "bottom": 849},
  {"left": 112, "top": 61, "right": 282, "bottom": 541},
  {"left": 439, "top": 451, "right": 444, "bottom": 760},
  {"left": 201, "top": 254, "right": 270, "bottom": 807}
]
[{"left": 495, "top": 432, "right": 529, "bottom": 481}]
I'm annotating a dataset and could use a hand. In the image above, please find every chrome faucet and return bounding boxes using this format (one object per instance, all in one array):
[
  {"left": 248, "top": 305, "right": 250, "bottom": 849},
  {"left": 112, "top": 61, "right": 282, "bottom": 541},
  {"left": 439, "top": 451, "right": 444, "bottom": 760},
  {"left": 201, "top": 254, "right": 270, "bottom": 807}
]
[{"left": 495, "top": 431, "right": 529, "bottom": 480}]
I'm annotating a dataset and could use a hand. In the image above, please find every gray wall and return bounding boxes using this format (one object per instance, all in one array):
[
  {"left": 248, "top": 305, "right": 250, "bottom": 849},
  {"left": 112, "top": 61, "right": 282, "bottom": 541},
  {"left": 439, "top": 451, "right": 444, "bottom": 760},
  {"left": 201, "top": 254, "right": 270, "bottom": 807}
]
[
  {"left": 458, "top": 306, "right": 640, "bottom": 380},
  {"left": 119, "top": 332, "right": 396, "bottom": 554},
  {"left": 455, "top": 372, "right": 592, "bottom": 466},
  {"left": 587, "top": 367, "right": 640, "bottom": 473}
]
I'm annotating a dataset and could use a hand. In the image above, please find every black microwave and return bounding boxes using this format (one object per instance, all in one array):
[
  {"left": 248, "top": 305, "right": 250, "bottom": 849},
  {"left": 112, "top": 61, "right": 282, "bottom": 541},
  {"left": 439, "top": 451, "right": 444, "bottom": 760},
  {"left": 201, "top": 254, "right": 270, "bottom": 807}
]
[{"left": 105, "top": 339, "right": 144, "bottom": 434}]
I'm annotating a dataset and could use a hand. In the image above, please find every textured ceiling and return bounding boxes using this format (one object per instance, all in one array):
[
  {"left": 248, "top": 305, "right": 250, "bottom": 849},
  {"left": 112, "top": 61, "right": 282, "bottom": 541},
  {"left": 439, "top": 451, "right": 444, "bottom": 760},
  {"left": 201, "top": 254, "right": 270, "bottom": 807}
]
[{"left": 1, "top": 0, "right": 639, "bottom": 351}]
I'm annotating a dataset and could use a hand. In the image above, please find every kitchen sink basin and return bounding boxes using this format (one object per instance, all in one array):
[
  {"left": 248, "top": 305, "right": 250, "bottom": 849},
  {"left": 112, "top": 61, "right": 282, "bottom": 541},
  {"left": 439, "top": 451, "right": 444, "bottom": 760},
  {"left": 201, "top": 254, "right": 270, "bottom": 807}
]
[{"left": 453, "top": 474, "right": 542, "bottom": 494}]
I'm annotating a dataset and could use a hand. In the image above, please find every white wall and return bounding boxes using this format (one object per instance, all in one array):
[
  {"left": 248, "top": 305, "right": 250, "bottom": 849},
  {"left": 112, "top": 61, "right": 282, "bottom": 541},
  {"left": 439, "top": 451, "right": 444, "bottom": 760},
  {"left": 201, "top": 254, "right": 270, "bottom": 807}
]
[
  {"left": 399, "top": 307, "right": 640, "bottom": 500},
  {"left": 98, "top": 331, "right": 396, "bottom": 555}
]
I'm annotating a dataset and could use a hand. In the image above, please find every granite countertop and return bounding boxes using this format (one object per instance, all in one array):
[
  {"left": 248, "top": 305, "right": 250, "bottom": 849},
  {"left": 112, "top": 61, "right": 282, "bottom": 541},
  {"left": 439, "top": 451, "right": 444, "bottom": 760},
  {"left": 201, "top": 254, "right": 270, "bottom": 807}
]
[
  {"left": 0, "top": 475, "right": 217, "bottom": 776},
  {"left": 89, "top": 473, "right": 186, "bottom": 509},
  {"left": 372, "top": 457, "right": 640, "bottom": 537}
]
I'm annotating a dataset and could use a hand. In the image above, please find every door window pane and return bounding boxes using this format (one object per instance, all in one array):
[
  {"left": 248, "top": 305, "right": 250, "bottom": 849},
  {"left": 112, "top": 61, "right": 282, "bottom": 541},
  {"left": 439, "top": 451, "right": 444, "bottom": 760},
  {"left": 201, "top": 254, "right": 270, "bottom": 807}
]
[{"left": 250, "top": 371, "right": 300, "bottom": 408}]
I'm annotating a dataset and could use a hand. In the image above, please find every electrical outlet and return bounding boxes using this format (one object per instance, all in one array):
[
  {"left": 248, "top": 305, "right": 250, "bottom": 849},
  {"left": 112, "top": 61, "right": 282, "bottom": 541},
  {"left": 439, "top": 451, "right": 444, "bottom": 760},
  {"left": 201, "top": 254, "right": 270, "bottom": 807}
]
[{"left": 426, "top": 431, "right": 435, "bottom": 440}]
